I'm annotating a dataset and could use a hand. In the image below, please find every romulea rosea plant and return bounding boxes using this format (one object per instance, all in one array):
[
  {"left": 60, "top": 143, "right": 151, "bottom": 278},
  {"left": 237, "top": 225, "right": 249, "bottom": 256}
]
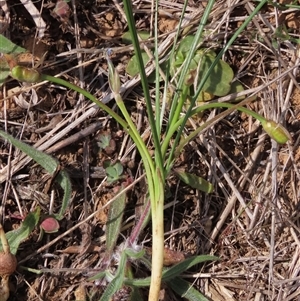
[
  {"left": 0, "top": 0, "right": 292, "bottom": 299},
  {"left": 5, "top": 53, "right": 291, "bottom": 301}
]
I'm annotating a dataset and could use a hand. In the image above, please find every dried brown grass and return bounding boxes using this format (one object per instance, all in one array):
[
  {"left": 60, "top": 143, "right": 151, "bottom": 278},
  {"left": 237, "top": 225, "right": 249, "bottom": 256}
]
[{"left": 0, "top": 0, "right": 299, "bottom": 300}]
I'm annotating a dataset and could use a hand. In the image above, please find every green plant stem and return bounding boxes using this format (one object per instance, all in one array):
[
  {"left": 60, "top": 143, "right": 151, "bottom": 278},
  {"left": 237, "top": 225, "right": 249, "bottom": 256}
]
[
  {"left": 41, "top": 66, "right": 164, "bottom": 300},
  {"left": 40, "top": 74, "right": 128, "bottom": 130},
  {"left": 42, "top": 71, "right": 166, "bottom": 301},
  {"left": 113, "top": 93, "right": 156, "bottom": 189},
  {"left": 113, "top": 92, "right": 165, "bottom": 301},
  {"left": 162, "top": 99, "right": 265, "bottom": 164},
  {"left": 193, "top": 0, "right": 268, "bottom": 103},
  {"left": 42, "top": 72, "right": 165, "bottom": 213},
  {"left": 148, "top": 168, "right": 165, "bottom": 301},
  {"left": 42, "top": 74, "right": 160, "bottom": 247},
  {"left": 122, "top": 0, "right": 163, "bottom": 174},
  {"left": 168, "top": 85, "right": 189, "bottom": 133},
  {"left": 167, "top": 0, "right": 215, "bottom": 130},
  {"left": 154, "top": 0, "right": 160, "bottom": 135},
  {"left": 122, "top": 1, "right": 167, "bottom": 299},
  {"left": 170, "top": 0, "right": 268, "bottom": 170}
]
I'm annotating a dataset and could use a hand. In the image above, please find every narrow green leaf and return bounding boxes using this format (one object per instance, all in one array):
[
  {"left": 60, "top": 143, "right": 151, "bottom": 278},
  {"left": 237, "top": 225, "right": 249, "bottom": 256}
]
[
  {"left": 106, "top": 184, "right": 127, "bottom": 254},
  {"left": 124, "top": 255, "right": 218, "bottom": 288},
  {"left": 0, "top": 130, "right": 59, "bottom": 175},
  {"left": 88, "top": 271, "right": 107, "bottom": 282},
  {"left": 100, "top": 251, "right": 127, "bottom": 301},
  {"left": 168, "top": 277, "right": 210, "bottom": 301},
  {"left": 175, "top": 170, "right": 214, "bottom": 193},
  {"left": 162, "top": 255, "right": 218, "bottom": 281},
  {"left": 0, "top": 130, "right": 71, "bottom": 219},
  {"left": 124, "top": 276, "right": 151, "bottom": 287},
  {"left": 54, "top": 169, "right": 72, "bottom": 220},
  {"left": 0, "top": 207, "right": 40, "bottom": 255},
  {"left": 125, "top": 255, "right": 144, "bottom": 301},
  {"left": 0, "top": 34, "right": 26, "bottom": 54}
]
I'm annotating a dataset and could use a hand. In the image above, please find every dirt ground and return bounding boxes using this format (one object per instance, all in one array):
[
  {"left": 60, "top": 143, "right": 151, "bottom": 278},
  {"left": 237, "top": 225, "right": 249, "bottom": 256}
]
[{"left": 0, "top": 0, "right": 300, "bottom": 300}]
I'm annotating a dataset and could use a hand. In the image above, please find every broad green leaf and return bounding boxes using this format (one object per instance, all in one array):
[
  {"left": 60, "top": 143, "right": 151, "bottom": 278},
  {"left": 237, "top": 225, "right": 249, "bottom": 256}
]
[
  {"left": 174, "top": 35, "right": 203, "bottom": 56},
  {"left": 168, "top": 277, "right": 210, "bottom": 301},
  {"left": 55, "top": 169, "right": 72, "bottom": 220},
  {"left": 171, "top": 35, "right": 235, "bottom": 101},
  {"left": 192, "top": 50, "right": 233, "bottom": 97},
  {"left": 126, "top": 51, "right": 167, "bottom": 83},
  {"left": 175, "top": 170, "right": 214, "bottom": 193},
  {"left": 0, "top": 207, "right": 40, "bottom": 255},
  {"left": 0, "top": 34, "right": 26, "bottom": 54},
  {"left": 106, "top": 184, "right": 127, "bottom": 254}
]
